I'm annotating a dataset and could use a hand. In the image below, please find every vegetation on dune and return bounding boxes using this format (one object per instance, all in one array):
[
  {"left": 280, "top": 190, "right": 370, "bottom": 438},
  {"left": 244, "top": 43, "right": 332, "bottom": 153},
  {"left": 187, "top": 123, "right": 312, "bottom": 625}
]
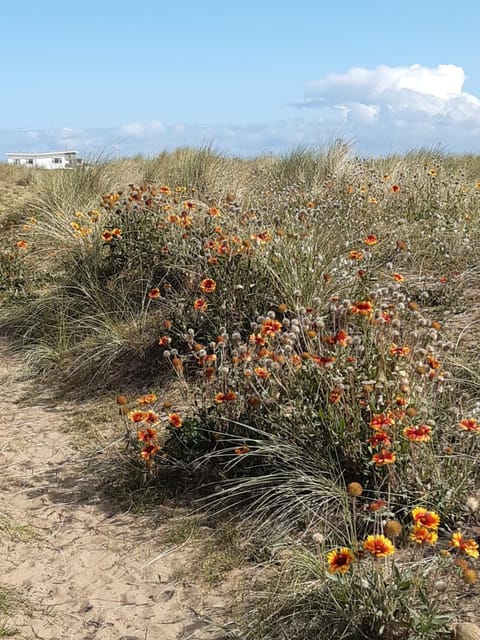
[{"left": 1, "top": 144, "right": 480, "bottom": 638}]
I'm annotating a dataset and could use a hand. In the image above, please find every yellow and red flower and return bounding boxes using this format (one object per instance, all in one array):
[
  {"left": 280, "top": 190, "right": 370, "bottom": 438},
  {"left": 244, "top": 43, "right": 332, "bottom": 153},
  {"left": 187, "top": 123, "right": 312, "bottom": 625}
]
[
  {"left": 411, "top": 507, "right": 440, "bottom": 530},
  {"left": 137, "top": 393, "right": 157, "bottom": 405},
  {"left": 350, "top": 300, "right": 373, "bottom": 317},
  {"left": 261, "top": 318, "right": 282, "bottom": 336},
  {"left": 144, "top": 410, "right": 159, "bottom": 424},
  {"left": 254, "top": 366, "right": 269, "bottom": 379},
  {"left": 389, "top": 344, "right": 410, "bottom": 357},
  {"left": 450, "top": 532, "right": 479, "bottom": 558},
  {"left": 148, "top": 287, "right": 161, "bottom": 300},
  {"left": 199, "top": 278, "right": 216, "bottom": 293},
  {"left": 138, "top": 428, "right": 157, "bottom": 443},
  {"left": 459, "top": 418, "right": 480, "bottom": 432},
  {"left": 168, "top": 413, "right": 183, "bottom": 429},
  {"left": 369, "top": 413, "right": 395, "bottom": 431},
  {"left": 363, "top": 534, "right": 395, "bottom": 557},
  {"left": 140, "top": 443, "right": 160, "bottom": 463},
  {"left": 326, "top": 547, "right": 355, "bottom": 574},
  {"left": 369, "top": 431, "right": 391, "bottom": 448},
  {"left": 372, "top": 450, "right": 396, "bottom": 466},
  {"left": 194, "top": 298, "right": 208, "bottom": 312},
  {"left": 364, "top": 234, "right": 378, "bottom": 246},
  {"left": 129, "top": 410, "right": 147, "bottom": 423},
  {"left": 403, "top": 424, "right": 432, "bottom": 442},
  {"left": 348, "top": 250, "right": 364, "bottom": 260},
  {"left": 410, "top": 524, "right": 438, "bottom": 545}
]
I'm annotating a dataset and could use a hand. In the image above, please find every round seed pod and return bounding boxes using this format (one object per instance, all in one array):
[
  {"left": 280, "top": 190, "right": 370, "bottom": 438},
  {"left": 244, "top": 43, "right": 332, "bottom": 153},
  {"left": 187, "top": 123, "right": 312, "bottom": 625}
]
[
  {"left": 116, "top": 395, "right": 128, "bottom": 405},
  {"left": 347, "top": 482, "right": 363, "bottom": 497},
  {"left": 384, "top": 519, "right": 403, "bottom": 539}
]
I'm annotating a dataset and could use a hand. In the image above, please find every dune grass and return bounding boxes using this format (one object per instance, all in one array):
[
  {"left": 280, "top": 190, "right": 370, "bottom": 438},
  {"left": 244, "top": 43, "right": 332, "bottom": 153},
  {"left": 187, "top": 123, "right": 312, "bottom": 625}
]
[{"left": 1, "top": 144, "right": 480, "bottom": 638}]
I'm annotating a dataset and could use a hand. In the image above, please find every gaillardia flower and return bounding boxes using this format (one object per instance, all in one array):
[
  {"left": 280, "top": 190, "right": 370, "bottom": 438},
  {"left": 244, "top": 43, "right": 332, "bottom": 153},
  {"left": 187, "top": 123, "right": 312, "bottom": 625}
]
[
  {"left": 326, "top": 547, "right": 355, "bottom": 574},
  {"left": 363, "top": 534, "right": 395, "bottom": 557},
  {"left": 199, "top": 278, "right": 216, "bottom": 293},
  {"left": 403, "top": 424, "right": 432, "bottom": 442},
  {"left": 411, "top": 507, "right": 440, "bottom": 530}
]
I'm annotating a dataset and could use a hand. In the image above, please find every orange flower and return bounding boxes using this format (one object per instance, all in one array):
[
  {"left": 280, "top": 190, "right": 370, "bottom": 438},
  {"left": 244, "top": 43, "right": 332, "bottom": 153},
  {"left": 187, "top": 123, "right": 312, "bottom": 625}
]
[
  {"left": 16, "top": 240, "right": 28, "bottom": 249},
  {"left": 369, "top": 413, "right": 395, "bottom": 431},
  {"left": 234, "top": 446, "right": 250, "bottom": 455},
  {"left": 261, "top": 318, "right": 282, "bottom": 336},
  {"left": 403, "top": 424, "right": 432, "bottom": 442},
  {"left": 148, "top": 287, "right": 161, "bottom": 300},
  {"left": 129, "top": 410, "right": 147, "bottom": 423},
  {"left": 372, "top": 450, "right": 396, "bottom": 466},
  {"left": 426, "top": 355, "right": 441, "bottom": 369},
  {"left": 410, "top": 524, "right": 438, "bottom": 545},
  {"left": 158, "top": 335, "right": 170, "bottom": 346},
  {"left": 392, "top": 273, "right": 404, "bottom": 282},
  {"left": 137, "top": 393, "right": 157, "bottom": 405},
  {"left": 326, "top": 329, "right": 349, "bottom": 346},
  {"left": 363, "top": 534, "right": 395, "bottom": 557},
  {"left": 140, "top": 443, "right": 160, "bottom": 463},
  {"left": 208, "top": 206, "right": 220, "bottom": 217},
  {"left": 364, "top": 234, "right": 378, "bottom": 245},
  {"left": 144, "top": 410, "right": 159, "bottom": 424},
  {"left": 391, "top": 184, "right": 400, "bottom": 193},
  {"left": 328, "top": 387, "right": 343, "bottom": 403},
  {"left": 101, "top": 230, "right": 113, "bottom": 242},
  {"left": 348, "top": 250, "right": 364, "bottom": 260},
  {"left": 450, "top": 532, "right": 479, "bottom": 558},
  {"left": 411, "top": 507, "right": 440, "bottom": 529},
  {"left": 368, "top": 499, "right": 386, "bottom": 512},
  {"left": 312, "top": 355, "right": 336, "bottom": 367},
  {"left": 138, "top": 427, "right": 157, "bottom": 443},
  {"left": 326, "top": 547, "right": 355, "bottom": 574},
  {"left": 111, "top": 228, "right": 122, "bottom": 238},
  {"left": 350, "top": 300, "right": 373, "bottom": 317},
  {"left": 254, "top": 367, "right": 269, "bottom": 379},
  {"left": 369, "top": 431, "right": 391, "bottom": 448},
  {"left": 215, "top": 390, "right": 237, "bottom": 403},
  {"left": 389, "top": 344, "right": 410, "bottom": 357},
  {"left": 168, "top": 413, "right": 182, "bottom": 428},
  {"left": 199, "top": 278, "right": 216, "bottom": 293},
  {"left": 459, "top": 418, "right": 480, "bottom": 432},
  {"left": 193, "top": 298, "right": 208, "bottom": 312}
]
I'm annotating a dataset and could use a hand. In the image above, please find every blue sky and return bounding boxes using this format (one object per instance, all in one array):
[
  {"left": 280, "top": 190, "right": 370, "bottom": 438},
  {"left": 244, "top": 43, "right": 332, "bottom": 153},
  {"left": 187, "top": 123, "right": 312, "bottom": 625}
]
[{"left": 2, "top": 0, "right": 480, "bottom": 157}]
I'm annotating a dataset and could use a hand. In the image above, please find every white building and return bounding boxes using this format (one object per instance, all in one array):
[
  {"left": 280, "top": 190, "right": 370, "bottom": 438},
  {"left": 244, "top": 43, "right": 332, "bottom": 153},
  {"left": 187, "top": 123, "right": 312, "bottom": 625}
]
[{"left": 5, "top": 151, "right": 80, "bottom": 169}]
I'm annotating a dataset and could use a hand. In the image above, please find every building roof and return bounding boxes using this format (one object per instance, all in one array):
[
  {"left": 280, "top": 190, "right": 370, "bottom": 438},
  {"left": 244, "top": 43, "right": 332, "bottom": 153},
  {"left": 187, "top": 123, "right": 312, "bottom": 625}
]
[{"left": 5, "top": 151, "right": 78, "bottom": 158}]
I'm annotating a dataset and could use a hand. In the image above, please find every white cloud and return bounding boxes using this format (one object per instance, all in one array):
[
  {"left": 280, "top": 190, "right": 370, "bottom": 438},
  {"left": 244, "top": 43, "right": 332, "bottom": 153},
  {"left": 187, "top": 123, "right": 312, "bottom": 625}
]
[{"left": 297, "top": 64, "right": 480, "bottom": 153}]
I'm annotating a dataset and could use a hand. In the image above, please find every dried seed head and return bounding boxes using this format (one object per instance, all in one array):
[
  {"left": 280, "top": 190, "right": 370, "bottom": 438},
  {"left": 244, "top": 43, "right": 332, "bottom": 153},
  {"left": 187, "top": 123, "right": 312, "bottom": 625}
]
[
  {"left": 347, "top": 482, "right": 363, "bottom": 497},
  {"left": 384, "top": 519, "right": 403, "bottom": 539}
]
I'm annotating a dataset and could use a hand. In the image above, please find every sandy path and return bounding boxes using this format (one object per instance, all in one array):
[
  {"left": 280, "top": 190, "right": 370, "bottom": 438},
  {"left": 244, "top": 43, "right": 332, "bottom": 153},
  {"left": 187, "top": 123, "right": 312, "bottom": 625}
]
[{"left": 0, "top": 339, "right": 227, "bottom": 640}]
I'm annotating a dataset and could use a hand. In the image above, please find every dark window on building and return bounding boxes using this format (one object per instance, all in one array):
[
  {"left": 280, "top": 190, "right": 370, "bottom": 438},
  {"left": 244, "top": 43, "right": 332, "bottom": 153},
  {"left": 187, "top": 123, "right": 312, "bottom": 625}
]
[{"left": 53, "top": 157, "right": 63, "bottom": 164}]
